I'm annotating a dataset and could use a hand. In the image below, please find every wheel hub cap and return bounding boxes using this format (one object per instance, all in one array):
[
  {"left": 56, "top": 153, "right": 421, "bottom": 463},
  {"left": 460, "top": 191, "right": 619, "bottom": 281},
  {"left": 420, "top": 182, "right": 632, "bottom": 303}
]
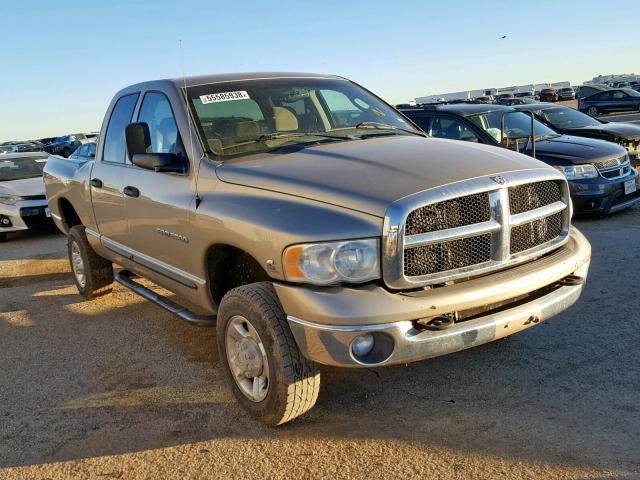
[
  {"left": 70, "top": 241, "right": 86, "bottom": 288},
  {"left": 225, "top": 315, "right": 270, "bottom": 402},
  {"left": 233, "top": 338, "right": 264, "bottom": 378}
]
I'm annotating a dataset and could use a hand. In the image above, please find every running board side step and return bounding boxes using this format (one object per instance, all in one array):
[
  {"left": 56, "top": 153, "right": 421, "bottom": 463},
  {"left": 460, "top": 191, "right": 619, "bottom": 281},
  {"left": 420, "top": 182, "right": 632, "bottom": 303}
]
[{"left": 115, "top": 270, "right": 216, "bottom": 327}]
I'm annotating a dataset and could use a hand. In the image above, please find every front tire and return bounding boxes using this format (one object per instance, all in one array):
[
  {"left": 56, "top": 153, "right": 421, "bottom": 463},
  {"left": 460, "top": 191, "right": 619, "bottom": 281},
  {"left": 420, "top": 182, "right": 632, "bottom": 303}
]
[
  {"left": 217, "top": 282, "right": 320, "bottom": 426},
  {"left": 586, "top": 106, "right": 599, "bottom": 117},
  {"left": 68, "top": 225, "right": 113, "bottom": 299}
]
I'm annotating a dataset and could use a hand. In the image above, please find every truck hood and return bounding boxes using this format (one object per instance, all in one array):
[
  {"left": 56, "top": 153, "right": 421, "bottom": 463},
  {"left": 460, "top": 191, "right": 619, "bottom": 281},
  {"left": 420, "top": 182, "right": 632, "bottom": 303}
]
[
  {"left": 528, "top": 134, "right": 628, "bottom": 165},
  {"left": 0, "top": 176, "right": 45, "bottom": 197},
  {"left": 564, "top": 122, "right": 640, "bottom": 141},
  {"left": 216, "top": 135, "right": 548, "bottom": 217}
]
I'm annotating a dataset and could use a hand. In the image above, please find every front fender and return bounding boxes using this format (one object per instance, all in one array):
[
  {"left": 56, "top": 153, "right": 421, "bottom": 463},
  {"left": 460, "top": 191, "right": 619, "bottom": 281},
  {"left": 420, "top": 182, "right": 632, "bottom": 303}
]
[{"left": 188, "top": 181, "right": 383, "bottom": 282}]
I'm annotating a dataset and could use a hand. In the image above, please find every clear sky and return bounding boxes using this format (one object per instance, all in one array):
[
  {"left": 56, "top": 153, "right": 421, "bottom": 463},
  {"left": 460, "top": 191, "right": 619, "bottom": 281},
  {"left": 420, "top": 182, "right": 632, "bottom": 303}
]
[{"left": 0, "top": 0, "right": 637, "bottom": 141}]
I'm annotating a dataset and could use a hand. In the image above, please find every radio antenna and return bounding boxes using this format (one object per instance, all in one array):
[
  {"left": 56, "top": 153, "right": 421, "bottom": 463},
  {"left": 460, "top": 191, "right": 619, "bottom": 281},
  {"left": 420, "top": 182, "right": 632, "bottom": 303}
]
[{"left": 180, "top": 39, "right": 203, "bottom": 208}]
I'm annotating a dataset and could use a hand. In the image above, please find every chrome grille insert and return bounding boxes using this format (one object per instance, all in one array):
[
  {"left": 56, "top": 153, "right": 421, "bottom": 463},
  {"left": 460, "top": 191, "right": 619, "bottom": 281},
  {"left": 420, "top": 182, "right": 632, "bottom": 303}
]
[
  {"left": 382, "top": 169, "right": 571, "bottom": 290},
  {"left": 405, "top": 193, "right": 490, "bottom": 235},
  {"left": 511, "top": 211, "right": 563, "bottom": 255},
  {"left": 404, "top": 234, "right": 492, "bottom": 277},
  {"left": 509, "top": 181, "right": 561, "bottom": 215}
]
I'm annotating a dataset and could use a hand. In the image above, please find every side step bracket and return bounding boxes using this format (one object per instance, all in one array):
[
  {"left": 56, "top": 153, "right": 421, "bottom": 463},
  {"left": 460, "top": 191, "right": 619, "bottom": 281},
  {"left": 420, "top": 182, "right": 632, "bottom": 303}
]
[{"left": 115, "top": 270, "right": 216, "bottom": 327}]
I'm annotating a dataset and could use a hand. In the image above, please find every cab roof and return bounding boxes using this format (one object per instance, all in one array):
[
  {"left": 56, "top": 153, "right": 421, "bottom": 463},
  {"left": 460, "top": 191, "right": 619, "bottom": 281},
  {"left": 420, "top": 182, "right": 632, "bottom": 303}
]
[{"left": 126, "top": 72, "right": 344, "bottom": 91}]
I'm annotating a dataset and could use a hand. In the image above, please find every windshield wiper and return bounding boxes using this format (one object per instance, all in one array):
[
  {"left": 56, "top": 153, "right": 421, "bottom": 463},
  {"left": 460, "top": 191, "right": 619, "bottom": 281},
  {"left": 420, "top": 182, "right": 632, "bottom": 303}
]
[
  {"left": 354, "top": 122, "right": 427, "bottom": 137},
  {"left": 221, "top": 132, "right": 356, "bottom": 150},
  {"left": 535, "top": 133, "right": 561, "bottom": 141}
]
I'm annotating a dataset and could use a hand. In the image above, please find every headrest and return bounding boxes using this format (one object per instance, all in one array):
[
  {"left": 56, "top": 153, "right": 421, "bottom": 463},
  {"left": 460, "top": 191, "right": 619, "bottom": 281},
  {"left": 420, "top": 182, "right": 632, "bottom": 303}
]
[
  {"left": 235, "top": 121, "right": 260, "bottom": 139},
  {"left": 273, "top": 106, "right": 298, "bottom": 132}
]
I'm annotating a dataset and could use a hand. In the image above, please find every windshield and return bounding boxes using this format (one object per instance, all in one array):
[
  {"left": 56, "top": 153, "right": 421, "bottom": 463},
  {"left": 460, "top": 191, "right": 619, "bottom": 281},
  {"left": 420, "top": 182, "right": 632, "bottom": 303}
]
[
  {"left": 623, "top": 89, "right": 640, "bottom": 97},
  {"left": 187, "top": 78, "right": 421, "bottom": 158},
  {"left": 0, "top": 146, "right": 13, "bottom": 154},
  {"left": 0, "top": 155, "right": 47, "bottom": 181},
  {"left": 469, "top": 110, "right": 558, "bottom": 144},
  {"left": 539, "top": 107, "right": 600, "bottom": 129}
]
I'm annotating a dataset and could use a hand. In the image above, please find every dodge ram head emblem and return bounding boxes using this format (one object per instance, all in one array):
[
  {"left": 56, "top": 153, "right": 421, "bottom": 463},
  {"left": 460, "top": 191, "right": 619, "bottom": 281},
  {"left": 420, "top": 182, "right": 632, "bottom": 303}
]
[{"left": 490, "top": 175, "right": 506, "bottom": 185}]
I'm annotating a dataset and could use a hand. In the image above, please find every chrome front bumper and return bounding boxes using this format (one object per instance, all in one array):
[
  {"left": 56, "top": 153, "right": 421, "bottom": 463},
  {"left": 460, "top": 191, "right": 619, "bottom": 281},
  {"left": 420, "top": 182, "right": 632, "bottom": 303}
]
[
  {"left": 281, "top": 228, "right": 591, "bottom": 368},
  {"left": 287, "top": 265, "right": 587, "bottom": 367}
]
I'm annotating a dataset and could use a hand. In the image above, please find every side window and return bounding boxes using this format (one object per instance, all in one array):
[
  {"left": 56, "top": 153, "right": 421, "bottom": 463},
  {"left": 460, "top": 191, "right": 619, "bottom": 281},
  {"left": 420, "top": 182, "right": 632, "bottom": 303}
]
[
  {"left": 75, "top": 145, "right": 88, "bottom": 157},
  {"left": 103, "top": 93, "right": 138, "bottom": 163},
  {"left": 429, "top": 117, "right": 479, "bottom": 142},
  {"left": 409, "top": 115, "right": 432, "bottom": 134},
  {"left": 597, "top": 92, "right": 611, "bottom": 100},
  {"left": 137, "top": 92, "right": 182, "bottom": 154},
  {"left": 612, "top": 91, "right": 628, "bottom": 99}
]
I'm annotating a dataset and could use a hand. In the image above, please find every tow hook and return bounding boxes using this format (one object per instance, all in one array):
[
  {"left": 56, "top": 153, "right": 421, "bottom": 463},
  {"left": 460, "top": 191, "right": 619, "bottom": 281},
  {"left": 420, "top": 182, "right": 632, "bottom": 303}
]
[
  {"left": 417, "top": 314, "right": 456, "bottom": 331},
  {"left": 557, "top": 275, "right": 585, "bottom": 286}
]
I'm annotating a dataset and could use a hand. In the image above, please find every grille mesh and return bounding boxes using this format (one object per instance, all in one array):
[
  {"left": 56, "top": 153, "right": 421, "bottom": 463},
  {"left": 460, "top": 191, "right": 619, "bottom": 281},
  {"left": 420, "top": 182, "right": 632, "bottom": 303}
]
[
  {"left": 509, "top": 181, "right": 561, "bottom": 215},
  {"left": 405, "top": 193, "right": 490, "bottom": 236},
  {"left": 510, "top": 212, "right": 563, "bottom": 255},
  {"left": 403, "top": 234, "right": 492, "bottom": 277},
  {"left": 593, "top": 157, "right": 624, "bottom": 170},
  {"left": 600, "top": 164, "right": 629, "bottom": 179}
]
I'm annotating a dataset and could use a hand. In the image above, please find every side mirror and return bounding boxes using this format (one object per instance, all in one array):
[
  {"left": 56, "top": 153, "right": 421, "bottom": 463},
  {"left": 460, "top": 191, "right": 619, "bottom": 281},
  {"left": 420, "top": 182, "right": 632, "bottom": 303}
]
[
  {"left": 131, "top": 152, "right": 182, "bottom": 172},
  {"left": 125, "top": 122, "right": 151, "bottom": 157},
  {"left": 126, "top": 122, "right": 184, "bottom": 173}
]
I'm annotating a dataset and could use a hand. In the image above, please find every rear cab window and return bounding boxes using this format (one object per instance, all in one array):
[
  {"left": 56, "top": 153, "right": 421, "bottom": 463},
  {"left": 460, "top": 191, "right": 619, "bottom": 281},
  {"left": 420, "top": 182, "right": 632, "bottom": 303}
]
[{"left": 102, "top": 93, "right": 139, "bottom": 163}]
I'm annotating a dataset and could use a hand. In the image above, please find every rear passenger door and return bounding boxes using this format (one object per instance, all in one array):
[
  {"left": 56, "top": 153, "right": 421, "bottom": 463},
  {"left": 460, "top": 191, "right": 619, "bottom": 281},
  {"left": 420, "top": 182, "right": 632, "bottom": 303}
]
[
  {"left": 121, "top": 91, "right": 194, "bottom": 272},
  {"left": 611, "top": 90, "right": 635, "bottom": 111},
  {"left": 91, "top": 93, "right": 138, "bottom": 243}
]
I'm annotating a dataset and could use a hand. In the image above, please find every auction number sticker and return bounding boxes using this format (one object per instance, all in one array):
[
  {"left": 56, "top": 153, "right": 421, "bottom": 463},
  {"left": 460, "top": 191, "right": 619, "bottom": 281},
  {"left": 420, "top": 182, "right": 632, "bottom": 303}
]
[{"left": 200, "top": 91, "right": 250, "bottom": 104}]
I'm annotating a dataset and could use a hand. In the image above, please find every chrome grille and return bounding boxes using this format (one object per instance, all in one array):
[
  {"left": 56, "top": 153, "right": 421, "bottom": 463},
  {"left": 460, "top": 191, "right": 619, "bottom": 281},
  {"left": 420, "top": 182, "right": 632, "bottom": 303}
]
[
  {"left": 404, "top": 234, "right": 492, "bottom": 277},
  {"left": 405, "top": 193, "right": 490, "bottom": 235},
  {"left": 509, "top": 181, "right": 561, "bottom": 215},
  {"left": 510, "top": 212, "right": 563, "bottom": 255},
  {"left": 593, "top": 157, "right": 622, "bottom": 170},
  {"left": 382, "top": 171, "right": 571, "bottom": 289},
  {"left": 593, "top": 155, "right": 630, "bottom": 179}
]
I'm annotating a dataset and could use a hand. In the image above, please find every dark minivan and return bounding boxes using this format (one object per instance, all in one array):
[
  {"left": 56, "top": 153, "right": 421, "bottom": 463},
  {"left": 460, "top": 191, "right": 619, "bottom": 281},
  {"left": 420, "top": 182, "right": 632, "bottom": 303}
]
[{"left": 401, "top": 104, "right": 640, "bottom": 215}]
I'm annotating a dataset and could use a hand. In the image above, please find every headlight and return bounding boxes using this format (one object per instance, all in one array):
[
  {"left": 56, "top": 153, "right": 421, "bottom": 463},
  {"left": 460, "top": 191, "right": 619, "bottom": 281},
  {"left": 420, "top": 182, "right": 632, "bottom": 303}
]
[
  {"left": 283, "top": 238, "right": 380, "bottom": 285},
  {"left": 0, "top": 194, "right": 19, "bottom": 205},
  {"left": 554, "top": 164, "right": 599, "bottom": 180}
]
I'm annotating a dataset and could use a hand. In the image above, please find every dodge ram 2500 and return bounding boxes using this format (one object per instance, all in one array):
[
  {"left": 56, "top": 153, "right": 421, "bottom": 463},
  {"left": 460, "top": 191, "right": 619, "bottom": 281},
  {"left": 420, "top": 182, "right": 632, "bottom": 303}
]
[{"left": 44, "top": 72, "right": 592, "bottom": 426}]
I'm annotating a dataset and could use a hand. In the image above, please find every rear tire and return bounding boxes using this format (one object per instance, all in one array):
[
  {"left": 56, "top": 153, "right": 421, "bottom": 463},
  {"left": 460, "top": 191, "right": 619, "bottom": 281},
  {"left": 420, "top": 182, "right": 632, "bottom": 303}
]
[
  {"left": 587, "top": 106, "right": 599, "bottom": 117},
  {"left": 68, "top": 225, "right": 113, "bottom": 299},
  {"left": 0, "top": 233, "right": 7, "bottom": 242},
  {"left": 217, "top": 282, "right": 320, "bottom": 426}
]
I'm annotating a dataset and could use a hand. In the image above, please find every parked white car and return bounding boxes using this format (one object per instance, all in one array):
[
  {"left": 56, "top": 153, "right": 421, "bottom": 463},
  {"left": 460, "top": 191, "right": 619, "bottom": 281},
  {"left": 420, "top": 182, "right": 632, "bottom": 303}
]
[{"left": 0, "top": 152, "right": 52, "bottom": 241}]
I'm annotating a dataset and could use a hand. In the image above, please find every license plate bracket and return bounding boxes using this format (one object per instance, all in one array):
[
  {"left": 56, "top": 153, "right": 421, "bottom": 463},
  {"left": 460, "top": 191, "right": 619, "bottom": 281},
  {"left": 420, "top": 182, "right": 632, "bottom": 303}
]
[{"left": 624, "top": 179, "right": 636, "bottom": 195}]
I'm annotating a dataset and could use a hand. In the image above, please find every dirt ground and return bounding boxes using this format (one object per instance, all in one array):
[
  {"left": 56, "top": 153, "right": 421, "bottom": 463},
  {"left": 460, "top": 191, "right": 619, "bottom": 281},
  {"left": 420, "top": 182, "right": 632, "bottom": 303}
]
[{"left": 1, "top": 210, "right": 639, "bottom": 479}]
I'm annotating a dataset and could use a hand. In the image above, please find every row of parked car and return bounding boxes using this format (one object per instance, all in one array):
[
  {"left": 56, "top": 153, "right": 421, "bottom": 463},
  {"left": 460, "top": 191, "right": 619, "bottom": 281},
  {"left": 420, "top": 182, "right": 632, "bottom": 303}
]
[
  {"left": 398, "top": 101, "right": 640, "bottom": 215},
  {"left": 0, "top": 133, "right": 98, "bottom": 157}
]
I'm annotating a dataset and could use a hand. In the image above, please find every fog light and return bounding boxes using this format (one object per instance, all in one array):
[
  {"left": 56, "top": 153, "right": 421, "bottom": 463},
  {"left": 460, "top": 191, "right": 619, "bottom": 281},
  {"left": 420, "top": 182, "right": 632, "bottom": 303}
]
[
  {"left": 351, "top": 333, "right": 375, "bottom": 357},
  {"left": 0, "top": 216, "right": 11, "bottom": 227}
]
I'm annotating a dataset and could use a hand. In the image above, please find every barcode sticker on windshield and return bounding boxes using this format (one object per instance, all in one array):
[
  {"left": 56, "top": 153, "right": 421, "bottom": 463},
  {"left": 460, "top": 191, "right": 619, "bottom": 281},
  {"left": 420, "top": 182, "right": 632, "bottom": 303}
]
[{"left": 200, "top": 91, "right": 250, "bottom": 104}]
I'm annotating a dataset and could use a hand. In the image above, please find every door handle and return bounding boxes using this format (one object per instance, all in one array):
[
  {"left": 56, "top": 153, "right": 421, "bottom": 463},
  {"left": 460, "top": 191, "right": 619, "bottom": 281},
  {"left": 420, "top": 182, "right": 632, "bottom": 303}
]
[
  {"left": 123, "top": 186, "right": 140, "bottom": 198},
  {"left": 90, "top": 178, "right": 103, "bottom": 188}
]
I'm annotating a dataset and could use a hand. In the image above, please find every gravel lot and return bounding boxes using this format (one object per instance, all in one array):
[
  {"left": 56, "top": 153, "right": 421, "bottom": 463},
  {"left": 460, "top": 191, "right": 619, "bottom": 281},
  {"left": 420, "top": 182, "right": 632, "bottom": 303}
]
[{"left": 1, "top": 210, "right": 639, "bottom": 479}]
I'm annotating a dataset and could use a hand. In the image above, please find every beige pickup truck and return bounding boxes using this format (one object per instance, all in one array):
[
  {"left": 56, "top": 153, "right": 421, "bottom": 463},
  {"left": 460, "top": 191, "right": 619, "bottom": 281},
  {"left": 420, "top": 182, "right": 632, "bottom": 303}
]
[{"left": 43, "top": 72, "right": 591, "bottom": 425}]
